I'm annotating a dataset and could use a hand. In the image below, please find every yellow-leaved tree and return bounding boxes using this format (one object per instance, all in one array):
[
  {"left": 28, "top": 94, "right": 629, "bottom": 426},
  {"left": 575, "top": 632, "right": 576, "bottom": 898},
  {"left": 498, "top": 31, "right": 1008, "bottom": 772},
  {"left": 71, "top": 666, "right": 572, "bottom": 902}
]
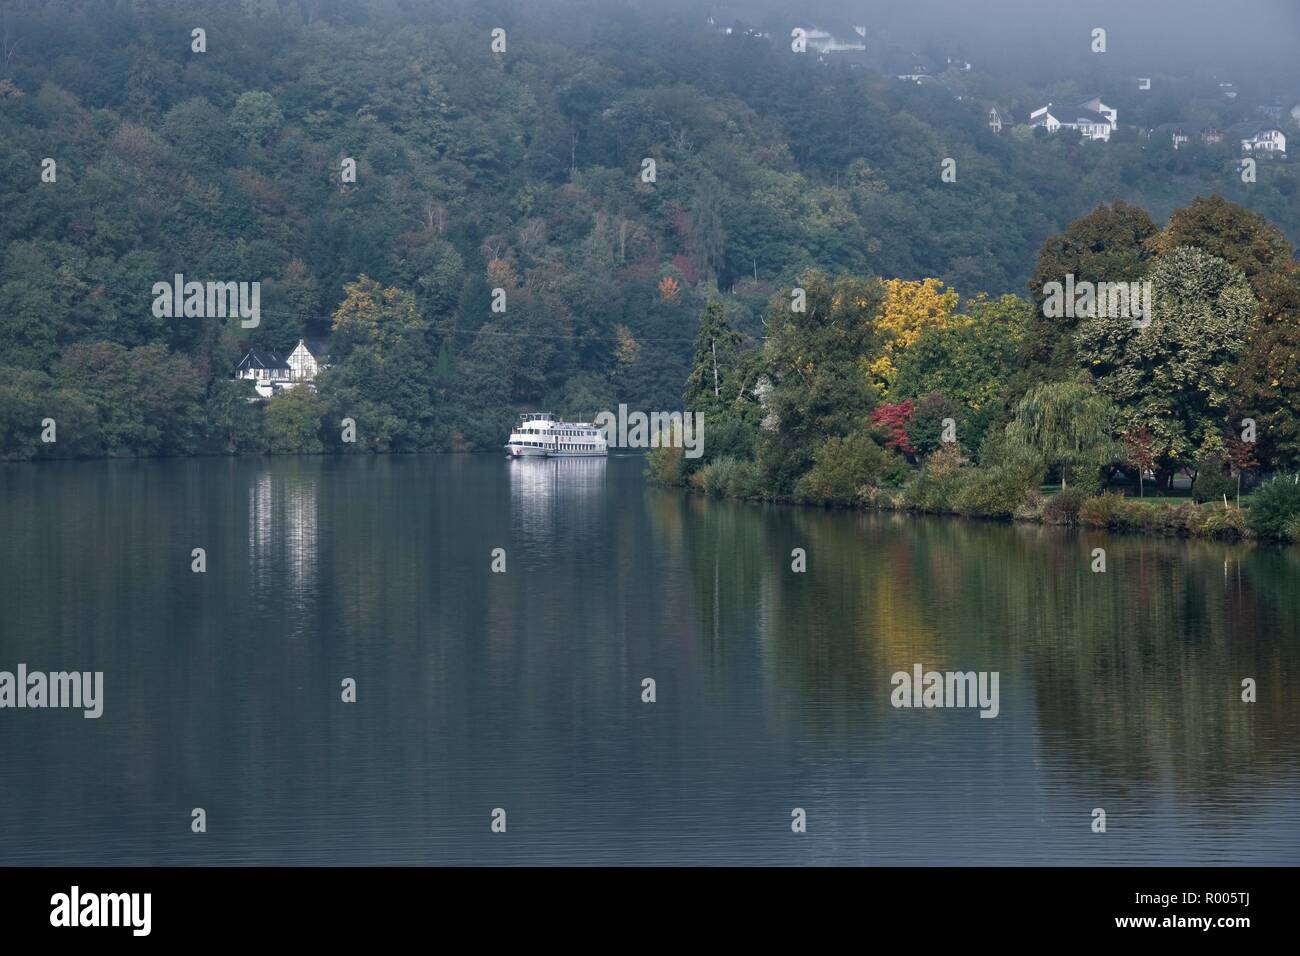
[{"left": 866, "top": 278, "right": 959, "bottom": 395}]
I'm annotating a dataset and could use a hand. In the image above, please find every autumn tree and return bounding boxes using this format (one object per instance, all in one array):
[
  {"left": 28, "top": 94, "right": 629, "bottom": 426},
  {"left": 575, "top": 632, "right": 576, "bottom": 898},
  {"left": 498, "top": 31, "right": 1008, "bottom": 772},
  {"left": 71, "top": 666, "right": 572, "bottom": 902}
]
[
  {"left": 658, "top": 275, "right": 681, "bottom": 304},
  {"left": 614, "top": 324, "right": 641, "bottom": 367},
  {"left": 1224, "top": 432, "right": 1259, "bottom": 507},
  {"left": 891, "top": 293, "right": 1032, "bottom": 452},
  {"left": 867, "top": 278, "right": 959, "bottom": 396},
  {"left": 1121, "top": 428, "right": 1157, "bottom": 497},
  {"left": 870, "top": 400, "right": 917, "bottom": 458}
]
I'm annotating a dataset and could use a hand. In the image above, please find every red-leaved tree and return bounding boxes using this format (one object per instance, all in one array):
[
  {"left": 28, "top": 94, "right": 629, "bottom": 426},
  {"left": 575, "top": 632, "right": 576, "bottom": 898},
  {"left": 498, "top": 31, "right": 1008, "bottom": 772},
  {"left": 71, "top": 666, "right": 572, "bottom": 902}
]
[{"left": 871, "top": 400, "right": 917, "bottom": 457}]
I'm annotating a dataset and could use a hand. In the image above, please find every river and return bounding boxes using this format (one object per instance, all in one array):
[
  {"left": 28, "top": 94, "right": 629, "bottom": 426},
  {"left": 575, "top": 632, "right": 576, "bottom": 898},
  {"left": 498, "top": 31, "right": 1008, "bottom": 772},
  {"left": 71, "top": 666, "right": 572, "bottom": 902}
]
[{"left": 1, "top": 454, "right": 1297, "bottom": 864}]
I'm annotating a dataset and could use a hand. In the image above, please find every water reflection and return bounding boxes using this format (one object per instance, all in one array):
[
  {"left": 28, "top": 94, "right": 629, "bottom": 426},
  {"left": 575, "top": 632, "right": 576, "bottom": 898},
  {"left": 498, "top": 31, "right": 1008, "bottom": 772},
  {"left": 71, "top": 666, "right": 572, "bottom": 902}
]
[
  {"left": 247, "top": 465, "right": 319, "bottom": 636},
  {"left": 508, "top": 456, "right": 607, "bottom": 547},
  {"left": 653, "top": 492, "right": 1300, "bottom": 842}
]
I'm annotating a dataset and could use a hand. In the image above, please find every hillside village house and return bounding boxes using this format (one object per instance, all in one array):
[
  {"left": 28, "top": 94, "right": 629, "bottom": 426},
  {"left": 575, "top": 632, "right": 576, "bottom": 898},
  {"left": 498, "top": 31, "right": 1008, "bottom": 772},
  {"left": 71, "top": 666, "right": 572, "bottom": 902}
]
[
  {"left": 1028, "top": 96, "right": 1118, "bottom": 141},
  {"left": 1233, "top": 125, "right": 1287, "bottom": 157},
  {"left": 796, "top": 24, "right": 867, "bottom": 54},
  {"left": 286, "top": 338, "right": 329, "bottom": 380},
  {"left": 234, "top": 339, "right": 329, "bottom": 399},
  {"left": 987, "top": 105, "right": 1009, "bottom": 133}
]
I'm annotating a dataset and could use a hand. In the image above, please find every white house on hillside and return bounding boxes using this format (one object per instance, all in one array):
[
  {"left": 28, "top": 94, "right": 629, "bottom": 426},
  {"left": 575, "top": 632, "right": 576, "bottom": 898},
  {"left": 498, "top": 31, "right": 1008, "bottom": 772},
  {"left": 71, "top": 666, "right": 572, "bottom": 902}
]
[
  {"left": 235, "top": 339, "right": 329, "bottom": 399},
  {"left": 1028, "top": 105, "right": 1062, "bottom": 132},
  {"left": 1079, "top": 96, "right": 1117, "bottom": 127},
  {"left": 1029, "top": 97, "right": 1118, "bottom": 141},
  {"left": 286, "top": 339, "right": 330, "bottom": 381},
  {"left": 1233, "top": 124, "right": 1287, "bottom": 157}
]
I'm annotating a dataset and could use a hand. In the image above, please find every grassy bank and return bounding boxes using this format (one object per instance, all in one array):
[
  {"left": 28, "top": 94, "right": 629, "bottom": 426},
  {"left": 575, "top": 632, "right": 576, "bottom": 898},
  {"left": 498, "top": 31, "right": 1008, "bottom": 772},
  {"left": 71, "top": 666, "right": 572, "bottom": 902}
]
[{"left": 655, "top": 447, "right": 1300, "bottom": 544}]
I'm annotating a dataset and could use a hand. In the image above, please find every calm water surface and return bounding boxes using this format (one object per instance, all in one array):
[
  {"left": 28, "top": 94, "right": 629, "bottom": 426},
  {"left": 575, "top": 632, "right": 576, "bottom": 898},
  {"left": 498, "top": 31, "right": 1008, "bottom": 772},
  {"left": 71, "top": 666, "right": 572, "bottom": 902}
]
[{"left": 1, "top": 454, "right": 1297, "bottom": 864}]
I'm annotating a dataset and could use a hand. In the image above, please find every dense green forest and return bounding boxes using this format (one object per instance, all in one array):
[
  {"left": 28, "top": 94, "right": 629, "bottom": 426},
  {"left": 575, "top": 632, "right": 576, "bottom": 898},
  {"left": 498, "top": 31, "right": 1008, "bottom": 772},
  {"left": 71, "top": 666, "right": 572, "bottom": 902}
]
[{"left": 1, "top": 0, "right": 1299, "bottom": 460}]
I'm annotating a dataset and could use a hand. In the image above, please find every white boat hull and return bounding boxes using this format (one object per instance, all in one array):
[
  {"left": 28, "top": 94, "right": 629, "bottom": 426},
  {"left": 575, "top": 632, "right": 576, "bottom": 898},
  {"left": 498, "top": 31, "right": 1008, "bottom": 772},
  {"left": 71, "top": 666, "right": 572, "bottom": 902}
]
[
  {"left": 506, "top": 444, "right": 606, "bottom": 458},
  {"left": 505, "top": 444, "right": 550, "bottom": 457}
]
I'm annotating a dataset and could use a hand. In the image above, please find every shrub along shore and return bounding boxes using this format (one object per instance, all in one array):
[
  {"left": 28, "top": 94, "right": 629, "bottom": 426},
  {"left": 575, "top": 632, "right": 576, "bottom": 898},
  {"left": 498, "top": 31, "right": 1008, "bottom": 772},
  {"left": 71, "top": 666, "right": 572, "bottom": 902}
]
[{"left": 652, "top": 442, "right": 1300, "bottom": 543}]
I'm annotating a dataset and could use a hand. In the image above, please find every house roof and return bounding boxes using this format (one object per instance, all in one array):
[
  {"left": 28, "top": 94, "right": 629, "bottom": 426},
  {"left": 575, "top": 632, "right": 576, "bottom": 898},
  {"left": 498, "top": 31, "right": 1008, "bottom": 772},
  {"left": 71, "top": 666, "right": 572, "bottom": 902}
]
[
  {"left": 1229, "top": 122, "right": 1284, "bottom": 138},
  {"left": 1069, "top": 107, "right": 1111, "bottom": 125},
  {"left": 298, "top": 338, "right": 330, "bottom": 359},
  {"left": 235, "top": 348, "right": 289, "bottom": 371}
]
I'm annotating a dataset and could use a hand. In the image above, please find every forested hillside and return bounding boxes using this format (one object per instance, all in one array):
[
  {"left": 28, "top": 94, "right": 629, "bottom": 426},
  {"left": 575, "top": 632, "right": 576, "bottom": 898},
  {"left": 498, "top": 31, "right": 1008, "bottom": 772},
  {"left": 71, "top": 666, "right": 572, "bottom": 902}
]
[{"left": 2, "top": 0, "right": 1298, "bottom": 458}]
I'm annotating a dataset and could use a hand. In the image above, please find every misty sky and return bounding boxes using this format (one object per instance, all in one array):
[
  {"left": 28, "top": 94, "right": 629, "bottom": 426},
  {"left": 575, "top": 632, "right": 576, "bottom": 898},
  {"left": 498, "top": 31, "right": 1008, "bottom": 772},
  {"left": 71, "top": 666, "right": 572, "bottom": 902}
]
[{"left": 695, "top": 0, "right": 1300, "bottom": 91}]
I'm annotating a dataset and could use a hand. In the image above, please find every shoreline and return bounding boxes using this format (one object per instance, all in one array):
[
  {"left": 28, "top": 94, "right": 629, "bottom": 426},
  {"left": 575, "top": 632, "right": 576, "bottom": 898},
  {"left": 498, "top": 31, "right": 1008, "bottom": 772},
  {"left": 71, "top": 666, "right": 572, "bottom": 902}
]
[{"left": 654, "top": 479, "right": 1290, "bottom": 545}]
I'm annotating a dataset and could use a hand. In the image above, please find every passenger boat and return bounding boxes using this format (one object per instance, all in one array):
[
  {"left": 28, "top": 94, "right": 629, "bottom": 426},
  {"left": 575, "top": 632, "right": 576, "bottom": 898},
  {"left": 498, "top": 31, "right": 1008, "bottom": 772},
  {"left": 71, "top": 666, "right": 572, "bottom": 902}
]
[{"left": 505, "top": 413, "right": 608, "bottom": 457}]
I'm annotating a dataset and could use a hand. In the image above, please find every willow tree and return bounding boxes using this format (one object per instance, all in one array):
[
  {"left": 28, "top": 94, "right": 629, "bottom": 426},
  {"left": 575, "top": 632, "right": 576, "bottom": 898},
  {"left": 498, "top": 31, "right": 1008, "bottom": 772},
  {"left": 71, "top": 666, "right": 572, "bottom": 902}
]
[{"left": 1006, "top": 381, "right": 1118, "bottom": 489}]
